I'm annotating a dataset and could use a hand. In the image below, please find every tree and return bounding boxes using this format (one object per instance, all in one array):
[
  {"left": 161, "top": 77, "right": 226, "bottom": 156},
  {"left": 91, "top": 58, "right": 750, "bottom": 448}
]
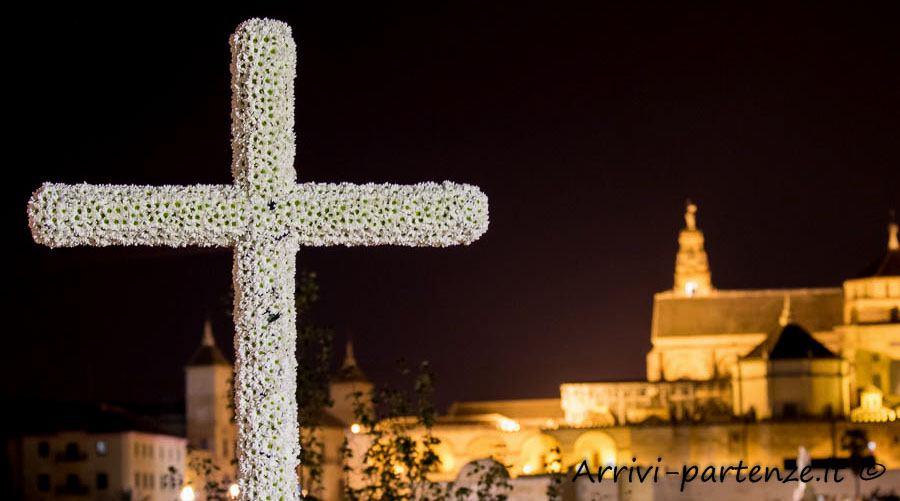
[
  {"left": 187, "top": 453, "right": 229, "bottom": 501},
  {"left": 841, "top": 428, "right": 872, "bottom": 501},
  {"left": 544, "top": 447, "right": 564, "bottom": 501},
  {"left": 342, "top": 361, "right": 448, "bottom": 501},
  {"left": 294, "top": 270, "right": 335, "bottom": 500}
]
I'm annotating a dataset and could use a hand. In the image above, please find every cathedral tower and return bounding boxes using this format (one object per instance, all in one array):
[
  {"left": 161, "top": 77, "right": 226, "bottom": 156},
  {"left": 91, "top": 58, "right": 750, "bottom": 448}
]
[
  {"left": 673, "top": 201, "right": 714, "bottom": 297},
  {"left": 185, "top": 319, "right": 236, "bottom": 478}
]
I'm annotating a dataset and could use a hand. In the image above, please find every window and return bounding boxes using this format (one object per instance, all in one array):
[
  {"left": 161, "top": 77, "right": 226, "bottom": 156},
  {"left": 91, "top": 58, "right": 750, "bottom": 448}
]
[
  {"left": 65, "top": 474, "right": 80, "bottom": 493},
  {"left": 38, "top": 442, "right": 49, "bottom": 458},
  {"left": 782, "top": 403, "right": 799, "bottom": 419},
  {"left": 873, "top": 374, "right": 882, "bottom": 389},
  {"left": 96, "top": 473, "right": 108, "bottom": 490},
  {"left": 135, "top": 472, "right": 140, "bottom": 488},
  {"left": 65, "top": 443, "right": 80, "bottom": 461},
  {"left": 134, "top": 443, "right": 140, "bottom": 457},
  {"left": 873, "top": 353, "right": 881, "bottom": 362},
  {"left": 37, "top": 474, "right": 50, "bottom": 492},
  {"left": 161, "top": 474, "right": 168, "bottom": 489},
  {"left": 96, "top": 440, "right": 108, "bottom": 456},
  {"left": 148, "top": 473, "right": 154, "bottom": 489}
]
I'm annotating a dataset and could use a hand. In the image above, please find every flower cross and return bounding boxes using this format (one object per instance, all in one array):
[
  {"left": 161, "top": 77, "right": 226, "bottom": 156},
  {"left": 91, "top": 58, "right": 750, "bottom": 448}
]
[{"left": 27, "top": 19, "right": 488, "bottom": 501}]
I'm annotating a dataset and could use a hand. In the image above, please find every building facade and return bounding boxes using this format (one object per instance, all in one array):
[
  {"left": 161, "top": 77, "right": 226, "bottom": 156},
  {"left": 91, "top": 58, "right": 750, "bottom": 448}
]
[{"left": 20, "top": 427, "right": 186, "bottom": 501}]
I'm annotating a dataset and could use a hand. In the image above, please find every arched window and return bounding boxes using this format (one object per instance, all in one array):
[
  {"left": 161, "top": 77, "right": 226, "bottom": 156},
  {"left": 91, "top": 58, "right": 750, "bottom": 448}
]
[
  {"left": 573, "top": 431, "right": 616, "bottom": 470},
  {"left": 519, "top": 434, "right": 561, "bottom": 475},
  {"left": 465, "top": 435, "right": 507, "bottom": 464}
]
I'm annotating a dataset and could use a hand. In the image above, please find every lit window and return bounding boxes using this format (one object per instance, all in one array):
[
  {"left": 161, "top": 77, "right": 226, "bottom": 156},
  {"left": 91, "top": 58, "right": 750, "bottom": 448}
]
[
  {"left": 685, "top": 281, "right": 698, "bottom": 297},
  {"left": 96, "top": 440, "right": 108, "bottom": 456}
]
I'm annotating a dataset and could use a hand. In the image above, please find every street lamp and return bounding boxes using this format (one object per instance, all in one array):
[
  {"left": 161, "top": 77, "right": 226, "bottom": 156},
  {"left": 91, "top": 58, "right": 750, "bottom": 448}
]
[
  {"left": 229, "top": 483, "right": 240, "bottom": 499},
  {"left": 180, "top": 486, "right": 195, "bottom": 501}
]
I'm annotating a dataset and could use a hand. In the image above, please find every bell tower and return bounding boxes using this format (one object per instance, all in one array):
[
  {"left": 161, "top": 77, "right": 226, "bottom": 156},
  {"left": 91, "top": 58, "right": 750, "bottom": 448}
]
[
  {"left": 185, "top": 319, "right": 236, "bottom": 480},
  {"left": 673, "top": 200, "right": 714, "bottom": 297},
  {"left": 329, "top": 338, "right": 373, "bottom": 425}
]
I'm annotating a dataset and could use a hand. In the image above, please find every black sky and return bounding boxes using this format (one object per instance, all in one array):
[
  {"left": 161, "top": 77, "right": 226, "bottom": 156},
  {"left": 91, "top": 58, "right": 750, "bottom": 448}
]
[{"left": 5, "top": 3, "right": 899, "bottom": 411}]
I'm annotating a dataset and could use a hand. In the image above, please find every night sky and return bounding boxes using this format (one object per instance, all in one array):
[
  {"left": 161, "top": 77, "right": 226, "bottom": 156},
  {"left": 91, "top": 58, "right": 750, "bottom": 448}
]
[{"left": 5, "top": 3, "right": 899, "bottom": 411}]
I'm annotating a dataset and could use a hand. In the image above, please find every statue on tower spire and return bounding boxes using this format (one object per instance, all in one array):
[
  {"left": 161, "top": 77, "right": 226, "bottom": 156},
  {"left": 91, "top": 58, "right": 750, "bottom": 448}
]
[
  {"left": 673, "top": 199, "right": 714, "bottom": 297},
  {"left": 685, "top": 199, "right": 698, "bottom": 231}
]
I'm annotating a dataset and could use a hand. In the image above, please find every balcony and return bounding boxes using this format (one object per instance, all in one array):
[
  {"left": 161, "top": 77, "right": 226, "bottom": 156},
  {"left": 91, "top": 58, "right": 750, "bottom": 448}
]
[
  {"left": 55, "top": 484, "right": 89, "bottom": 495},
  {"left": 54, "top": 451, "right": 88, "bottom": 462}
]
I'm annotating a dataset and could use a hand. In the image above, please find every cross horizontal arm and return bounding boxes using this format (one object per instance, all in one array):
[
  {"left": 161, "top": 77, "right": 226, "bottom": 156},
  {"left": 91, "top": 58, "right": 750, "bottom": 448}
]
[
  {"left": 28, "top": 180, "right": 489, "bottom": 249},
  {"left": 28, "top": 183, "right": 245, "bottom": 248},
  {"left": 286, "top": 181, "right": 489, "bottom": 247}
]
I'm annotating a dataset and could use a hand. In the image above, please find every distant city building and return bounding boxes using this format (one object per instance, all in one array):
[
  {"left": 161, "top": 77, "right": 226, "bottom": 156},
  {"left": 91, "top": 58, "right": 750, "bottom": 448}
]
[{"left": 11, "top": 404, "right": 186, "bottom": 501}]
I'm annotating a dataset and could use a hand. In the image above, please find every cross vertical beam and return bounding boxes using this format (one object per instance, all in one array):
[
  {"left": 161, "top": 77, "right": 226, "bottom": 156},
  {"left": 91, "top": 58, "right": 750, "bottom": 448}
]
[
  {"left": 233, "top": 237, "right": 300, "bottom": 500},
  {"left": 229, "top": 20, "right": 302, "bottom": 500}
]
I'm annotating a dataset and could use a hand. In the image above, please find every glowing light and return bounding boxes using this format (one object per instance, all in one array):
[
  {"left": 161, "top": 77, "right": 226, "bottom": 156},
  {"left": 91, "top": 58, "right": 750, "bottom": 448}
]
[
  {"left": 499, "top": 418, "right": 520, "bottom": 432},
  {"left": 685, "top": 281, "right": 698, "bottom": 297},
  {"left": 180, "top": 486, "right": 195, "bottom": 501},
  {"left": 523, "top": 464, "right": 534, "bottom": 474},
  {"left": 549, "top": 461, "right": 562, "bottom": 473},
  {"left": 229, "top": 483, "right": 240, "bottom": 499},
  {"left": 393, "top": 464, "right": 406, "bottom": 475},
  {"left": 350, "top": 423, "right": 361, "bottom": 434},
  {"left": 868, "top": 441, "right": 876, "bottom": 451}
]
